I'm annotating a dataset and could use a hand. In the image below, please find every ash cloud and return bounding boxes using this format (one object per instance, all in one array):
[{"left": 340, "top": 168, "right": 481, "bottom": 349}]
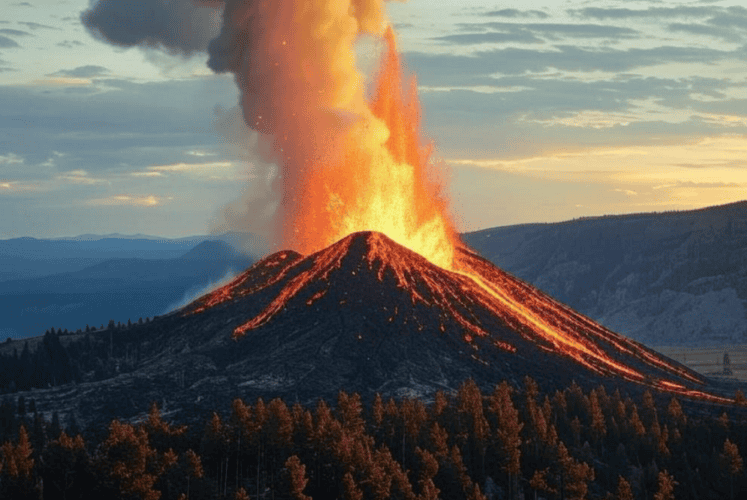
[{"left": 81, "top": 0, "right": 223, "bottom": 56}]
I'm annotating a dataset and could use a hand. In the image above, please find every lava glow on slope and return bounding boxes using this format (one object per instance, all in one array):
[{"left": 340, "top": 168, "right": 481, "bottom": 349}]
[{"left": 185, "top": 231, "right": 731, "bottom": 404}]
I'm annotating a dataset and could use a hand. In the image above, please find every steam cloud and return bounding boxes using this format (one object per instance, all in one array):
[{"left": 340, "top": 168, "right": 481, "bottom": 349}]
[{"left": 81, "top": 0, "right": 223, "bottom": 55}]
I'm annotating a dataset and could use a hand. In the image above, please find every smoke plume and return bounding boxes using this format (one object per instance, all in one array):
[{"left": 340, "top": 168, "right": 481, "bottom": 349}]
[
  {"left": 81, "top": 0, "right": 223, "bottom": 55},
  {"left": 82, "top": 0, "right": 456, "bottom": 265}
]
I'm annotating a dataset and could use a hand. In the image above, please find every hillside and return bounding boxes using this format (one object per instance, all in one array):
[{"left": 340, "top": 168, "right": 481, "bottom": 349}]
[{"left": 462, "top": 201, "right": 747, "bottom": 346}]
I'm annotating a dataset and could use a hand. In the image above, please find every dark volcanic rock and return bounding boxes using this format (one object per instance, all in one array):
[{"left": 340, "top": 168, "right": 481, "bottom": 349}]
[{"left": 6, "top": 231, "right": 737, "bottom": 430}]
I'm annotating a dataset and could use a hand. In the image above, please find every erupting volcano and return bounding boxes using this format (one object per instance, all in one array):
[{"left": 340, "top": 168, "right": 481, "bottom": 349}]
[
  {"left": 187, "top": 1, "right": 734, "bottom": 404},
  {"left": 182, "top": 231, "right": 729, "bottom": 404}
]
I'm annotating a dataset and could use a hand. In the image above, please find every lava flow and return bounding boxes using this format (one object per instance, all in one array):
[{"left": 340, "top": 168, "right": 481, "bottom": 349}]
[{"left": 184, "top": 231, "right": 731, "bottom": 403}]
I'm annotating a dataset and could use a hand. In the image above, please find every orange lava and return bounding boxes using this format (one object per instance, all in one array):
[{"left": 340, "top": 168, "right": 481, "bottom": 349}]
[{"left": 283, "top": 26, "right": 458, "bottom": 271}]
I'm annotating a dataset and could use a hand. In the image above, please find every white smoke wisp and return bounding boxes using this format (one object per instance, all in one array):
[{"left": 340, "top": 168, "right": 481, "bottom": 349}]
[{"left": 163, "top": 267, "right": 241, "bottom": 314}]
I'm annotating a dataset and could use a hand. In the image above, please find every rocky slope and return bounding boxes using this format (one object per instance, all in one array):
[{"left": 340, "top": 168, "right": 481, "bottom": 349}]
[{"left": 463, "top": 201, "right": 747, "bottom": 347}]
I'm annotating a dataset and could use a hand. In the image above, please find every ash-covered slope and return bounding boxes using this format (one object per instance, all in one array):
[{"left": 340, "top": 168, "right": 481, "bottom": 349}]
[{"left": 14, "top": 232, "right": 732, "bottom": 430}]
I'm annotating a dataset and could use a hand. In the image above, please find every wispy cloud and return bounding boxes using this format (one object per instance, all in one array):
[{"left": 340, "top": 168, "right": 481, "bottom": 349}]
[
  {"left": 569, "top": 7, "right": 717, "bottom": 20},
  {"left": 135, "top": 161, "right": 235, "bottom": 178},
  {"left": 57, "top": 170, "right": 107, "bottom": 185},
  {"left": 87, "top": 194, "right": 171, "bottom": 206},
  {"left": 0, "top": 153, "right": 24, "bottom": 165},
  {"left": 653, "top": 181, "right": 742, "bottom": 190},
  {"left": 56, "top": 40, "right": 84, "bottom": 48},
  {"left": 484, "top": 9, "right": 549, "bottom": 19},
  {"left": 613, "top": 188, "right": 638, "bottom": 196},
  {"left": 48, "top": 65, "right": 109, "bottom": 78},
  {"left": 18, "top": 21, "right": 60, "bottom": 31},
  {"left": 0, "top": 35, "right": 20, "bottom": 48},
  {"left": 0, "top": 29, "right": 32, "bottom": 37},
  {"left": 0, "top": 180, "right": 36, "bottom": 192}
]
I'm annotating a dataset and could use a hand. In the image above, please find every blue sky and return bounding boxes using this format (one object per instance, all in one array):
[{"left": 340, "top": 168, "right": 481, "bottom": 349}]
[{"left": 1, "top": 0, "right": 746, "bottom": 239}]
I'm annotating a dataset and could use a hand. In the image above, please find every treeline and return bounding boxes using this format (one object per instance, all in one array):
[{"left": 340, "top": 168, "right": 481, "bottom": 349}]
[
  {"left": 0, "top": 321, "right": 155, "bottom": 393},
  {"left": 1, "top": 378, "right": 747, "bottom": 499}
]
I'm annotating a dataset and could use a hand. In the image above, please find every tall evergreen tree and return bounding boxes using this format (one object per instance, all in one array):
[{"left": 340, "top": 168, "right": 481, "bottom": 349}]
[{"left": 719, "top": 438, "right": 744, "bottom": 500}]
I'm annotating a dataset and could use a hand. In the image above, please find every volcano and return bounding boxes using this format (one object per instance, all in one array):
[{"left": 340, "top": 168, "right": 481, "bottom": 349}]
[
  {"left": 12, "top": 231, "right": 734, "bottom": 430},
  {"left": 178, "top": 231, "right": 727, "bottom": 404}
]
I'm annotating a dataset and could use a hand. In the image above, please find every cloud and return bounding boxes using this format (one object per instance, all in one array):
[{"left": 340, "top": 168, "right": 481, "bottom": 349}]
[
  {"left": 667, "top": 23, "right": 742, "bottom": 43},
  {"left": 57, "top": 170, "right": 107, "bottom": 185},
  {"left": 18, "top": 21, "right": 60, "bottom": 30},
  {"left": 613, "top": 188, "right": 638, "bottom": 196},
  {"left": 448, "top": 22, "right": 640, "bottom": 44},
  {"left": 0, "top": 29, "right": 32, "bottom": 37},
  {"left": 0, "top": 35, "right": 20, "bottom": 48},
  {"left": 569, "top": 7, "right": 716, "bottom": 20},
  {"left": 404, "top": 44, "right": 733, "bottom": 85},
  {"left": 139, "top": 161, "right": 235, "bottom": 178},
  {"left": 81, "top": 0, "right": 223, "bottom": 56},
  {"left": 49, "top": 65, "right": 109, "bottom": 78},
  {"left": 87, "top": 194, "right": 171, "bottom": 206},
  {"left": 433, "top": 30, "right": 542, "bottom": 45},
  {"left": 12, "top": 2, "right": 33, "bottom": 6},
  {"left": 653, "top": 181, "right": 742, "bottom": 189},
  {"left": 56, "top": 40, "right": 85, "bottom": 48},
  {"left": 0, "top": 153, "right": 24, "bottom": 165},
  {"left": 484, "top": 9, "right": 549, "bottom": 19},
  {"left": 0, "top": 180, "right": 36, "bottom": 193}
]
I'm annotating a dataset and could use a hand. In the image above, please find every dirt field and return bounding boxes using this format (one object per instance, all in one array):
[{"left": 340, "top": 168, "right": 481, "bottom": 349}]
[{"left": 651, "top": 344, "right": 747, "bottom": 381}]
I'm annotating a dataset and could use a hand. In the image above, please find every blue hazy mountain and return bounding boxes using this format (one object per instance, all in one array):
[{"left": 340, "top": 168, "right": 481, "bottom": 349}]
[
  {"left": 0, "top": 238, "right": 255, "bottom": 339},
  {"left": 462, "top": 201, "right": 747, "bottom": 346},
  {"left": 0, "top": 235, "right": 208, "bottom": 282}
]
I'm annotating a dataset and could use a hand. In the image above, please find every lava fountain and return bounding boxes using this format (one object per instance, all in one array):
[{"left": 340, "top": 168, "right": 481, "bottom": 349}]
[{"left": 209, "top": 0, "right": 457, "bottom": 269}]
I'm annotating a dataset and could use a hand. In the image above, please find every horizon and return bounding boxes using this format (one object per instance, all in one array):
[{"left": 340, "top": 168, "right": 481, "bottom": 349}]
[{"left": 2, "top": 198, "right": 745, "bottom": 241}]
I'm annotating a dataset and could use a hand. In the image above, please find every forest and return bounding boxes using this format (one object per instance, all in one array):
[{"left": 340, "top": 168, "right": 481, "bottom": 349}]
[{"left": 1, "top": 375, "right": 747, "bottom": 499}]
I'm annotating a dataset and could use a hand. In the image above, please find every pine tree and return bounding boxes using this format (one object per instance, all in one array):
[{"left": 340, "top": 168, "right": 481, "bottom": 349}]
[
  {"left": 589, "top": 389, "right": 606, "bottom": 445},
  {"left": 667, "top": 397, "right": 686, "bottom": 428},
  {"left": 615, "top": 475, "right": 634, "bottom": 500},
  {"left": 0, "top": 425, "right": 38, "bottom": 500},
  {"left": 529, "top": 468, "right": 556, "bottom": 499},
  {"left": 40, "top": 431, "right": 90, "bottom": 500},
  {"left": 371, "top": 393, "right": 384, "bottom": 430},
  {"left": 343, "top": 471, "right": 364, "bottom": 500},
  {"left": 337, "top": 391, "right": 365, "bottom": 437},
  {"left": 234, "top": 486, "right": 250, "bottom": 500},
  {"left": 653, "top": 470, "right": 677, "bottom": 500},
  {"left": 97, "top": 420, "right": 163, "bottom": 500},
  {"left": 557, "top": 440, "right": 594, "bottom": 500},
  {"left": 284, "top": 455, "right": 311, "bottom": 500},
  {"left": 489, "top": 381, "right": 522, "bottom": 500},
  {"left": 719, "top": 438, "right": 744, "bottom": 500},
  {"left": 415, "top": 447, "right": 440, "bottom": 500}
]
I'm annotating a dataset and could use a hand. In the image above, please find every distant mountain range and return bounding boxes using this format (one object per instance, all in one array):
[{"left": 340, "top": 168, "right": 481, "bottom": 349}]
[
  {"left": 0, "top": 235, "right": 257, "bottom": 339},
  {"left": 462, "top": 201, "right": 747, "bottom": 347}
]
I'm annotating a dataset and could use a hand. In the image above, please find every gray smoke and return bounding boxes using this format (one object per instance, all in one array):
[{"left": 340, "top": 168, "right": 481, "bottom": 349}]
[{"left": 81, "top": 0, "right": 224, "bottom": 55}]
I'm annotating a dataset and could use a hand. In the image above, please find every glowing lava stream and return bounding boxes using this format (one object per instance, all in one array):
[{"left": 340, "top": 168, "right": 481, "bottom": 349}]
[{"left": 450, "top": 266, "right": 641, "bottom": 381}]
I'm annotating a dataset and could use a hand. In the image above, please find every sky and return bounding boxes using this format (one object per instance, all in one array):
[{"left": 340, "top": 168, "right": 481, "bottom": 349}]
[{"left": 0, "top": 0, "right": 746, "bottom": 239}]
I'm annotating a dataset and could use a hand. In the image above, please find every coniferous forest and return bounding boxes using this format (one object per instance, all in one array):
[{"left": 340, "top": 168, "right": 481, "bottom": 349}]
[{"left": 2, "top": 376, "right": 747, "bottom": 499}]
